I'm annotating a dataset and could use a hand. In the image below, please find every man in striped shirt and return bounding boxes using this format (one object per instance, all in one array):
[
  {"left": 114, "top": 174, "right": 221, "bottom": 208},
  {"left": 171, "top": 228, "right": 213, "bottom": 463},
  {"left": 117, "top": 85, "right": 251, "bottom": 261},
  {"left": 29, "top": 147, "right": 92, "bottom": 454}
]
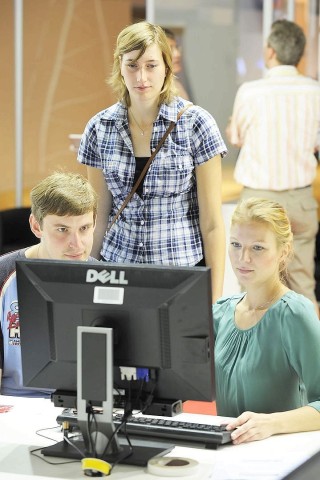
[{"left": 227, "top": 19, "right": 320, "bottom": 315}]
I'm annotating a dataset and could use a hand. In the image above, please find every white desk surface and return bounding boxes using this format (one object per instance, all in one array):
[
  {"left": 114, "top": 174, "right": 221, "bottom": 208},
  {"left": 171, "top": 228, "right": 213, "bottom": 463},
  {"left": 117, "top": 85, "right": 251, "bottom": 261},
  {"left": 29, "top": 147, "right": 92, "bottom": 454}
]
[{"left": 1, "top": 396, "right": 320, "bottom": 480}]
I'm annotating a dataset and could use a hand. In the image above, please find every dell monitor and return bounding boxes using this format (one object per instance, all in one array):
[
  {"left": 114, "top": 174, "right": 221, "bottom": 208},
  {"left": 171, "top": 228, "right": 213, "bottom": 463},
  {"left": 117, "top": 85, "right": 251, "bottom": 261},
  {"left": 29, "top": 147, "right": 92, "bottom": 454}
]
[{"left": 16, "top": 259, "right": 215, "bottom": 465}]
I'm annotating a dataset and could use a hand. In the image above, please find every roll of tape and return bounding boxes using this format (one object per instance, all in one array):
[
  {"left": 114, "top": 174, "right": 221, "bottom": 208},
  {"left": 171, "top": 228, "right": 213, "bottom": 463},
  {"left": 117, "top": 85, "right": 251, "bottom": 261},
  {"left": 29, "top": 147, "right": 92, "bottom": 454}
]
[
  {"left": 147, "top": 457, "right": 199, "bottom": 477},
  {"left": 81, "top": 457, "right": 111, "bottom": 477}
]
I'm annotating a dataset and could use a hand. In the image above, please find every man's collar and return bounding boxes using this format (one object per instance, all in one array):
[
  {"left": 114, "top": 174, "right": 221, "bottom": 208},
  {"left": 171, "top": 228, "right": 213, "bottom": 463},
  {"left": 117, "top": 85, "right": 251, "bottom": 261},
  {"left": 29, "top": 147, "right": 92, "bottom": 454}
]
[{"left": 265, "top": 65, "right": 299, "bottom": 78}]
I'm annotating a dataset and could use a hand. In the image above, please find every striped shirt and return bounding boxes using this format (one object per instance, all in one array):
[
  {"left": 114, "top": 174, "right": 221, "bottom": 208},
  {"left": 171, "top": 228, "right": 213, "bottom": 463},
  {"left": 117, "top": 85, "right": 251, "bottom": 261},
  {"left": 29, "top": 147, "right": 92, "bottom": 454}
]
[
  {"left": 78, "top": 98, "right": 227, "bottom": 265},
  {"left": 229, "top": 66, "right": 320, "bottom": 191}
]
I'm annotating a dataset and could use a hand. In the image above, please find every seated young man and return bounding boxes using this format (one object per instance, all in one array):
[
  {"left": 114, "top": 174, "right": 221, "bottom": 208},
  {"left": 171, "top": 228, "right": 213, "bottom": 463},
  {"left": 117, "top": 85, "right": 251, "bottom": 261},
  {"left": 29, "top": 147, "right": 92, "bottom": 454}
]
[{"left": 0, "top": 171, "right": 98, "bottom": 397}]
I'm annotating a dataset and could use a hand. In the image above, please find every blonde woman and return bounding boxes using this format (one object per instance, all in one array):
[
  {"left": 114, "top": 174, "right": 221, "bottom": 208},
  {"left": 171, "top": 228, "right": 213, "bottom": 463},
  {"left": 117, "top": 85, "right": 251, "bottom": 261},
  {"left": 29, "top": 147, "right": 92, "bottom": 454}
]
[
  {"left": 78, "top": 21, "right": 227, "bottom": 302},
  {"left": 214, "top": 198, "right": 320, "bottom": 444}
]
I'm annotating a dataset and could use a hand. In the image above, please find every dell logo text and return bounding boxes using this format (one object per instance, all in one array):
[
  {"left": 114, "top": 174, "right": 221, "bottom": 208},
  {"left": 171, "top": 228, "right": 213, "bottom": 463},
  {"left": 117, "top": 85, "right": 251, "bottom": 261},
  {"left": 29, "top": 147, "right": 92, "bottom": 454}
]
[{"left": 86, "top": 269, "right": 128, "bottom": 285}]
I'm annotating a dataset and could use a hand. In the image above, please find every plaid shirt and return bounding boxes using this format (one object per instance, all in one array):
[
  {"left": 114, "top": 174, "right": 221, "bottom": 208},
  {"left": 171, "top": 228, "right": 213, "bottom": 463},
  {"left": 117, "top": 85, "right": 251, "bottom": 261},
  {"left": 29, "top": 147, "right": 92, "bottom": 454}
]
[{"left": 78, "top": 98, "right": 227, "bottom": 265}]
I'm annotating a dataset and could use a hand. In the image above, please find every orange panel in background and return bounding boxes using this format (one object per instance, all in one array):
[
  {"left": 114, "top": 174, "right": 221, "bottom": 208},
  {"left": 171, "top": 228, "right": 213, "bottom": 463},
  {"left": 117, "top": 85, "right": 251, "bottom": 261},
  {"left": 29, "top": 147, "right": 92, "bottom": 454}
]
[
  {"left": 0, "top": 0, "right": 132, "bottom": 210},
  {"left": 183, "top": 400, "right": 217, "bottom": 416}
]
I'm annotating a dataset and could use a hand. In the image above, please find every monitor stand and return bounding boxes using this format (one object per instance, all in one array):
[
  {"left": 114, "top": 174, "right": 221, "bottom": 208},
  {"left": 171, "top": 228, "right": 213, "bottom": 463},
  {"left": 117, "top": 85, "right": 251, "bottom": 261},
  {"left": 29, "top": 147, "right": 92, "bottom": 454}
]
[
  {"left": 42, "top": 326, "right": 174, "bottom": 466},
  {"left": 41, "top": 437, "right": 174, "bottom": 467}
]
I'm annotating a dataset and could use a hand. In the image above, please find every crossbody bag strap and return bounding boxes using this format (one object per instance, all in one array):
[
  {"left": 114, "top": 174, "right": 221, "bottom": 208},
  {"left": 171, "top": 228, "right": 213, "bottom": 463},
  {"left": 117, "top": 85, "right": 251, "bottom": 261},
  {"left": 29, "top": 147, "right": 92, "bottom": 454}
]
[{"left": 107, "top": 103, "right": 193, "bottom": 232}]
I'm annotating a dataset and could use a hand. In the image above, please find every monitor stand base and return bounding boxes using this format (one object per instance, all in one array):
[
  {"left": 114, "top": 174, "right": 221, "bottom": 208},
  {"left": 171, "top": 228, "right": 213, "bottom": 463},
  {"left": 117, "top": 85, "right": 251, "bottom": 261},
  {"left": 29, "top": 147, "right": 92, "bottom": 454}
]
[{"left": 41, "top": 437, "right": 174, "bottom": 467}]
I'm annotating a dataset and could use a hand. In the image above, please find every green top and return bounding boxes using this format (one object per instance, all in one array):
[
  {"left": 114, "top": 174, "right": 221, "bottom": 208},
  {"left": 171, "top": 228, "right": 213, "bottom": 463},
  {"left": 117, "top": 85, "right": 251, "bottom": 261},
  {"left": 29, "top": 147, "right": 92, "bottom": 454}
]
[{"left": 213, "top": 291, "right": 320, "bottom": 417}]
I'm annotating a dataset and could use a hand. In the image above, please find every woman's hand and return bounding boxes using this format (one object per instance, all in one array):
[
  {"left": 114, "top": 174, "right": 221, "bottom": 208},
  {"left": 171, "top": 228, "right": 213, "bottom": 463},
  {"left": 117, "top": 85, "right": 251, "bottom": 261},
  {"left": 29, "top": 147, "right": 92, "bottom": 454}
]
[{"left": 226, "top": 411, "right": 276, "bottom": 444}]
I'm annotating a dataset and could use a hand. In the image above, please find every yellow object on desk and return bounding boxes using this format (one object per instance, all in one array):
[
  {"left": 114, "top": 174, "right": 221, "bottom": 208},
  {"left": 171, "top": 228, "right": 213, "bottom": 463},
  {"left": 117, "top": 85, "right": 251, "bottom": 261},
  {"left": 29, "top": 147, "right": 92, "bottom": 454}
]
[{"left": 81, "top": 457, "right": 112, "bottom": 477}]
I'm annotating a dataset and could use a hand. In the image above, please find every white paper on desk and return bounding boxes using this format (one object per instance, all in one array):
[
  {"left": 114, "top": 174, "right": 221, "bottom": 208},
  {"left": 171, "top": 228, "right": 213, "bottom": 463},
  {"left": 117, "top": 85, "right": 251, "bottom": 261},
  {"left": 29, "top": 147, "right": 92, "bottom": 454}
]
[{"left": 210, "top": 454, "right": 304, "bottom": 480}]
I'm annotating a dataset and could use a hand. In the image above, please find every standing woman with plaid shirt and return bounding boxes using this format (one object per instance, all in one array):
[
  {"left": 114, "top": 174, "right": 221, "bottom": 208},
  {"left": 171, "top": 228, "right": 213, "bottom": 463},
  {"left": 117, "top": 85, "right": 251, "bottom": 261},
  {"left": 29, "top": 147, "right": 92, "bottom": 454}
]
[{"left": 77, "top": 21, "right": 227, "bottom": 302}]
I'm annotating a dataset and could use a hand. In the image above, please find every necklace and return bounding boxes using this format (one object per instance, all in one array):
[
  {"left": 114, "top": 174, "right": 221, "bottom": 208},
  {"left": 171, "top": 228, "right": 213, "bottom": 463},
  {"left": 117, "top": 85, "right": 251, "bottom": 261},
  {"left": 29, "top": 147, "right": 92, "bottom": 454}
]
[
  {"left": 129, "top": 110, "right": 153, "bottom": 136},
  {"left": 236, "top": 287, "right": 285, "bottom": 330},
  {"left": 246, "top": 289, "right": 281, "bottom": 311},
  {"left": 237, "top": 287, "right": 285, "bottom": 329}
]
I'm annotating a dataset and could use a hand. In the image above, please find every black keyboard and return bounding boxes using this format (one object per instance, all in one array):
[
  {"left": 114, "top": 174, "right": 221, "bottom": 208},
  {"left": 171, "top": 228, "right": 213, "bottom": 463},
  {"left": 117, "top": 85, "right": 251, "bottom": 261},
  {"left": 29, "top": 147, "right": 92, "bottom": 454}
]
[{"left": 56, "top": 409, "right": 233, "bottom": 448}]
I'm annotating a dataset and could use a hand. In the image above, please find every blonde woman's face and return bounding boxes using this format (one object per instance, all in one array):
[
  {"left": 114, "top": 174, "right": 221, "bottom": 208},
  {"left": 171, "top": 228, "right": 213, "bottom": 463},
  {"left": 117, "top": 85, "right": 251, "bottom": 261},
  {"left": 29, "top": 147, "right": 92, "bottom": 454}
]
[
  {"left": 120, "top": 44, "right": 167, "bottom": 103},
  {"left": 229, "top": 221, "right": 285, "bottom": 288}
]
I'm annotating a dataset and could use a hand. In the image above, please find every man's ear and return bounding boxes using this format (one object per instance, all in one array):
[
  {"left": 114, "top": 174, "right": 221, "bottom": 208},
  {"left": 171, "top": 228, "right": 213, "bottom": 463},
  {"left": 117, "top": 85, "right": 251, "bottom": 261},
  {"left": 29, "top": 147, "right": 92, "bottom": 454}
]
[
  {"left": 265, "top": 45, "right": 278, "bottom": 66},
  {"left": 29, "top": 214, "right": 42, "bottom": 239},
  {"left": 264, "top": 44, "right": 270, "bottom": 57}
]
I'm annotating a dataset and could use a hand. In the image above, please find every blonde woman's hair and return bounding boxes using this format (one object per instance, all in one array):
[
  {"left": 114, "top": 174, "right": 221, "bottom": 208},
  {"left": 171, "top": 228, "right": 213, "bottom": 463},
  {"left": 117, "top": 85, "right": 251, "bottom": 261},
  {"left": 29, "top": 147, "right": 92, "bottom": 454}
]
[
  {"left": 108, "top": 21, "right": 176, "bottom": 106},
  {"left": 231, "top": 197, "right": 293, "bottom": 279},
  {"left": 30, "top": 171, "right": 98, "bottom": 226}
]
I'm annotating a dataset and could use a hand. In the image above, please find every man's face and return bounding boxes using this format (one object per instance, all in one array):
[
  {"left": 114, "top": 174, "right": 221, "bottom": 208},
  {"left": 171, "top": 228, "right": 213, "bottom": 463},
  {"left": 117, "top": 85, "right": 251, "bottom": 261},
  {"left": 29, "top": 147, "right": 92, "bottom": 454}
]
[{"left": 31, "top": 213, "right": 95, "bottom": 261}]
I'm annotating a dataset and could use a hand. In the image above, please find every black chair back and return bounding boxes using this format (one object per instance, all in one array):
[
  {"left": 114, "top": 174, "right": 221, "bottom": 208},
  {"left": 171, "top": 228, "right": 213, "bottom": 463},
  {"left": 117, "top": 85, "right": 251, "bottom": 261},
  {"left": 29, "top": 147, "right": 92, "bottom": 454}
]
[{"left": 0, "top": 207, "right": 34, "bottom": 255}]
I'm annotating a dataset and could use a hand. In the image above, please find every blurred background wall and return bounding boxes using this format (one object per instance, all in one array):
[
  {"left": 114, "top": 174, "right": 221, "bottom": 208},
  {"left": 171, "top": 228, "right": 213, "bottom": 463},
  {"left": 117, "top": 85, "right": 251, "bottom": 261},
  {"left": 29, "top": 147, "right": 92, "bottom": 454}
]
[{"left": 0, "top": 0, "right": 131, "bottom": 208}]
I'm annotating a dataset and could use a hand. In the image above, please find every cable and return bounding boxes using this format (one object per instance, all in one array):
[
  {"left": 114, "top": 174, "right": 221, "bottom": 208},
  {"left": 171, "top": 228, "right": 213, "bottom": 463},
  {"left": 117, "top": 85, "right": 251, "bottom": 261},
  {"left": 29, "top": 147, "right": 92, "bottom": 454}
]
[
  {"left": 86, "top": 404, "right": 98, "bottom": 457},
  {"left": 140, "top": 379, "right": 157, "bottom": 414},
  {"left": 30, "top": 445, "right": 80, "bottom": 466},
  {"left": 30, "top": 426, "right": 81, "bottom": 466},
  {"left": 35, "top": 425, "right": 61, "bottom": 441},
  {"left": 104, "top": 414, "right": 134, "bottom": 472},
  {"left": 63, "top": 433, "right": 86, "bottom": 458}
]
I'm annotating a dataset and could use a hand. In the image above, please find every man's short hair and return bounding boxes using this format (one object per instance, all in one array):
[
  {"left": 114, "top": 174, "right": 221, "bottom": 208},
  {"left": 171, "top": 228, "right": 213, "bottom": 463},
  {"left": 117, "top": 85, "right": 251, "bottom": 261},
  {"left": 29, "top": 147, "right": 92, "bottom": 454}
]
[
  {"left": 30, "top": 171, "right": 98, "bottom": 226},
  {"left": 268, "top": 19, "right": 306, "bottom": 66}
]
